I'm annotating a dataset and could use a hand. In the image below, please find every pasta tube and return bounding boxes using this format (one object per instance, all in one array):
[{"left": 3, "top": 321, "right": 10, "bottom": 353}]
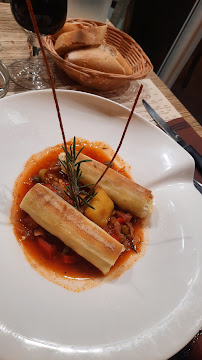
[
  {"left": 20, "top": 183, "right": 124, "bottom": 274},
  {"left": 59, "top": 152, "right": 153, "bottom": 218}
]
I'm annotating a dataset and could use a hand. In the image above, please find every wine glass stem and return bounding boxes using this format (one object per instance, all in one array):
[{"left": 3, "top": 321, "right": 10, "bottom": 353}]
[
  {"left": 9, "top": 33, "right": 51, "bottom": 90},
  {"left": 26, "top": 33, "right": 42, "bottom": 73}
]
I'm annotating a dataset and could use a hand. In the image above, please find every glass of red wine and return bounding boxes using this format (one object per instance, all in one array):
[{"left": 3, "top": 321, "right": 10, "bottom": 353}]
[{"left": 9, "top": 0, "right": 67, "bottom": 90}]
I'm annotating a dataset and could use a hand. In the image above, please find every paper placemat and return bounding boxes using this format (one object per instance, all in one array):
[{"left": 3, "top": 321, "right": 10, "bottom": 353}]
[
  {"left": 108, "top": 78, "right": 181, "bottom": 121},
  {"left": 135, "top": 79, "right": 181, "bottom": 121}
]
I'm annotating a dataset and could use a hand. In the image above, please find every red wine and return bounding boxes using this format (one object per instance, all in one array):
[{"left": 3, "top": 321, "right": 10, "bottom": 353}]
[{"left": 11, "top": 0, "right": 67, "bottom": 35}]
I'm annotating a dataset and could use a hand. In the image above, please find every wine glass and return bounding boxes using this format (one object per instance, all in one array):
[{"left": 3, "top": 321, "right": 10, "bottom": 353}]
[{"left": 9, "top": 0, "right": 67, "bottom": 90}]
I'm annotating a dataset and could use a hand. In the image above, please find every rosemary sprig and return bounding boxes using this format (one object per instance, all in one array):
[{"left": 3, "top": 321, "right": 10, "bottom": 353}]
[{"left": 59, "top": 137, "right": 96, "bottom": 210}]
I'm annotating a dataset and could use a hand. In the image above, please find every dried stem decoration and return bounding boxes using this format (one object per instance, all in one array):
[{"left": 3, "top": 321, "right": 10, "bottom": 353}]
[
  {"left": 90, "top": 84, "right": 143, "bottom": 194},
  {"left": 26, "top": 0, "right": 75, "bottom": 205},
  {"left": 25, "top": 0, "right": 143, "bottom": 209}
]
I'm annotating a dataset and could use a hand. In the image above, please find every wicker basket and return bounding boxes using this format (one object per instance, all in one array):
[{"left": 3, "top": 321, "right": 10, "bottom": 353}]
[{"left": 44, "top": 18, "right": 153, "bottom": 91}]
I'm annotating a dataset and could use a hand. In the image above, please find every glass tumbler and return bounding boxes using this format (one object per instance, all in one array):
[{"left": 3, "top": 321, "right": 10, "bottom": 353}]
[{"left": 0, "top": 61, "right": 9, "bottom": 99}]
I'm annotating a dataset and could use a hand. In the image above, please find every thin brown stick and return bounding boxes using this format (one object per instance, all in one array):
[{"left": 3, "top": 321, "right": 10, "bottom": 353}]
[
  {"left": 91, "top": 84, "right": 143, "bottom": 192},
  {"left": 25, "top": 0, "right": 76, "bottom": 206},
  {"left": 26, "top": 0, "right": 143, "bottom": 207}
]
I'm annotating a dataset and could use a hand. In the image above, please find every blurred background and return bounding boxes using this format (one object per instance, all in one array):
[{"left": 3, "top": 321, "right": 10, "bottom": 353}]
[
  {"left": 110, "top": 0, "right": 201, "bottom": 126},
  {"left": 1, "top": 0, "right": 201, "bottom": 125}
]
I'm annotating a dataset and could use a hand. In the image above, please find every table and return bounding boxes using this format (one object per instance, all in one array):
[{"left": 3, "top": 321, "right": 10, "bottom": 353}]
[
  {"left": 0, "top": 3, "right": 202, "bottom": 138},
  {"left": 0, "top": 3, "right": 201, "bottom": 360}
]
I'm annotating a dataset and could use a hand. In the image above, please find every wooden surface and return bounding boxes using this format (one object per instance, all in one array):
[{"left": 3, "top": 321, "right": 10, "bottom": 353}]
[{"left": 0, "top": 3, "right": 201, "bottom": 137}]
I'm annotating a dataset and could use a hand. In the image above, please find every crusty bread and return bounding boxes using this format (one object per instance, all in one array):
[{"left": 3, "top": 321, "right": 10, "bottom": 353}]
[
  {"left": 52, "top": 22, "right": 93, "bottom": 40},
  {"left": 55, "top": 25, "right": 107, "bottom": 55},
  {"left": 66, "top": 46, "right": 125, "bottom": 74},
  {"left": 112, "top": 49, "right": 133, "bottom": 75},
  {"left": 65, "top": 44, "right": 133, "bottom": 75},
  {"left": 100, "top": 44, "right": 133, "bottom": 75}
]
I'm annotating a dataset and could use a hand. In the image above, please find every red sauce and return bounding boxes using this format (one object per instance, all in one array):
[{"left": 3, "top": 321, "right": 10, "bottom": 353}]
[{"left": 11, "top": 139, "right": 145, "bottom": 289}]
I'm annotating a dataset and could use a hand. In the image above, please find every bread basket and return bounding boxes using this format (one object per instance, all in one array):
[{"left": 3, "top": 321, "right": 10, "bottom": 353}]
[{"left": 44, "top": 18, "right": 153, "bottom": 91}]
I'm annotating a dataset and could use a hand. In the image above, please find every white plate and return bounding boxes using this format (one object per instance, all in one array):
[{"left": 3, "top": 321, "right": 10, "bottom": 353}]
[{"left": 0, "top": 90, "right": 201, "bottom": 360}]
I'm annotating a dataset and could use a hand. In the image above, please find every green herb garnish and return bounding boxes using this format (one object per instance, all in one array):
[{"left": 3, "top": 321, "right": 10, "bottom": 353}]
[{"left": 59, "top": 137, "right": 96, "bottom": 210}]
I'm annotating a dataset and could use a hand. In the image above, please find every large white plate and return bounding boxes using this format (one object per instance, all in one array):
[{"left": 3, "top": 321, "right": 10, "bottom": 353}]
[{"left": 0, "top": 90, "right": 201, "bottom": 360}]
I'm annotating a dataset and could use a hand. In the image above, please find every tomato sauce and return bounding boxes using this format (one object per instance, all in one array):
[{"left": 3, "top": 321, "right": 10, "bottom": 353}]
[{"left": 11, "top": 139, "right": 145, "bottom": 287}]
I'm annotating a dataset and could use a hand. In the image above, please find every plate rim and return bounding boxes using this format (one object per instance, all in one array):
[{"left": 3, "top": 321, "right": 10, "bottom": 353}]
[{"left": 0, "top": 89, "right": 201, "bottom": 360}]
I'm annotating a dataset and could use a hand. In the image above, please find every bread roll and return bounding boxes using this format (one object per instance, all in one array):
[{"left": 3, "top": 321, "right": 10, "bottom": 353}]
[
  {"left": 66, "top": 46, "right": 125, "bottom": 74},
  {"left": 20, "top": 184, "right": 124, "bottom": 274},
  {"left": 55, "top": 25, "right": 107, "bottom": 55},
  {"left": 59, "top": 152, "right": 153, "bottom": 218},
  {"left": 100, "top": 44, "right": 133, "bottom": 75},
  {"left": 66, "top": 44, "right": 133, "bottom": 75},
  {"left": 52, "top": 22, "right": 91, "bottom": 40}
]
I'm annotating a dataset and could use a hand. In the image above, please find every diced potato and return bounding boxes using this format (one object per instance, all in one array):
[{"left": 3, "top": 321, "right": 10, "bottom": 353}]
[
  {"left": 58, "top": 152, "right": 66, "bottom": 173},
  {"left": 84, "top": 186, "right": 114, "bottom": 228},
  {"left": 38, "top": 169, "right": 47, "bottom": 181}
]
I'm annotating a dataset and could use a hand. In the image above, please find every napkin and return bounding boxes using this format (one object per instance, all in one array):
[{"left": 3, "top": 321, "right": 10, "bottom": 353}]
[{"left": 168, "top": 117, "right": 202, "bottom": 183}]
